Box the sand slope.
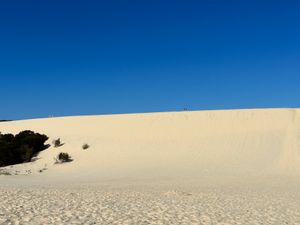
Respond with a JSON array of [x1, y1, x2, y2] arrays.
[[1, 109, 300, 224], [0, 108, 300, 181]]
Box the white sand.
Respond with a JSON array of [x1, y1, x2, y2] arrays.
[[1, 109, 300, 224]]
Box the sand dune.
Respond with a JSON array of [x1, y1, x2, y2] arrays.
[[1, 108, 300, 179], [1, 109, 300, 224]]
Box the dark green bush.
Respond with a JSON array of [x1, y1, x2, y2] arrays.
[[0, 131, 49, 167]]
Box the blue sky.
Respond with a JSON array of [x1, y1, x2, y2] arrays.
[[1, 0, 300, 119]]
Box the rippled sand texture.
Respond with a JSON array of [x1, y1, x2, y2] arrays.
[[1, 182, 300, 225]]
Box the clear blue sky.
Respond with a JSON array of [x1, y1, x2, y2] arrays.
[[1, 0, 300, 119]]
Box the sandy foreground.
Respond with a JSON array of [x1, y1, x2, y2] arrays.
[[1, 178, 300, 225], [1, 109, 300, 224]]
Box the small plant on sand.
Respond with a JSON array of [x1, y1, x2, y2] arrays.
[[82, 143, 90, 150], [53, 138, 63, 148], [55, 152, 73, 164]]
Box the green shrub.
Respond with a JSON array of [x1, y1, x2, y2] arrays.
[[0, 130, 49, 167]]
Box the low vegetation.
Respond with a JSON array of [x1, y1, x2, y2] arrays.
[[53, 138, 63, 148], [55, 152, 72, 163], [0, 130, 49, 167], [82, 143, 90, 150]]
